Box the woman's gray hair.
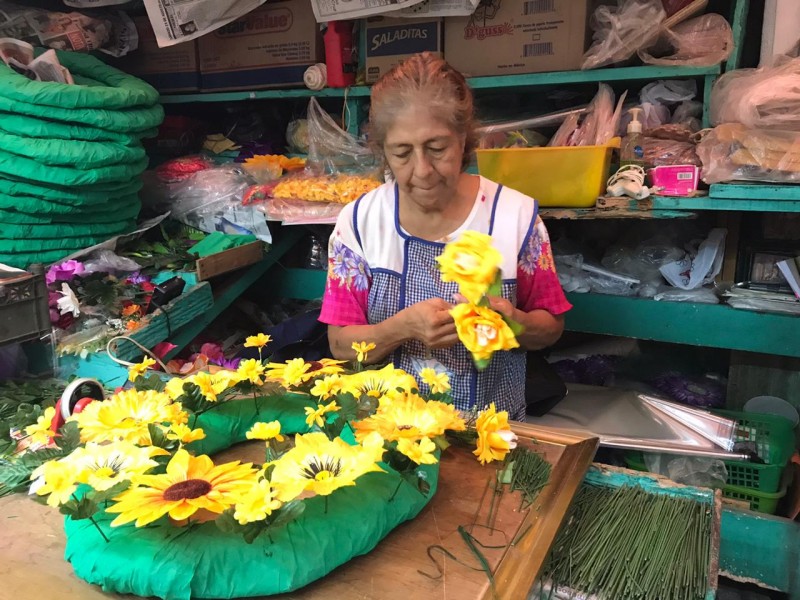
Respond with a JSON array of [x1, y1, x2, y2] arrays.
[[368, 52, 477, 171]]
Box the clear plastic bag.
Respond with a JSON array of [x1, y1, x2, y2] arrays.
[[698, 123, 800, 184], [710, 55, 800, 131], [638, 13, 734, 67], [635, 79, 697, 130], [83, 249, 141, 275], [581, 0, 666, 70], [286, 119, 309, 154], [653, 286, 720, 303], [306, 97, 376, 175], [643, 137, 700, 166], [477, 107, 584, 149], [644, 453, 727, 488], [659, 228, 727, 290], [257, 196, 345, 225]]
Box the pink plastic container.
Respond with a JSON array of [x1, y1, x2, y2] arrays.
[[649, 165, 700, 197]]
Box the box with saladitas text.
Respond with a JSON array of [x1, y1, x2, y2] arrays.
[[364, 16, 443, 84]]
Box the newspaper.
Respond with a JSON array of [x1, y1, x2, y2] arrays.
[[394, 0, 479, 18], [0, 38, 74, 83], [0, 2, 137, 57], [310, 0, 477, 21], [142, 0, 267, 48]]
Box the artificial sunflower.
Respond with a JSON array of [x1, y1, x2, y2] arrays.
[[305, 358, 347, 378], [304, 400, 340, 429], [165, 423, 206, 444], [233, 478, 284, 525], [351, 341, 376, 362], [67, 441, 163, 491], [244, 333, 272, 349], [72, 389, 186, 446], [246, 421, 284, 442], [190, 371, 229, 402], [24, 406, 56, 447], [29, 459, 81, 507], [107, 448, 259, 527], [269, 432, 384, 501], [348, 364, 417, 401], [352, 392, 465, 444], [264, 358, 315, 389], [473, 403, 518, 465], [396, 437, 438, 465], [237, 359, 265, 386], [128, 357, 156, 382], [419, 368, 451, 394]]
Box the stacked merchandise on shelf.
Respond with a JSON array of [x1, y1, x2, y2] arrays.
[[0, 49, 163, 269]]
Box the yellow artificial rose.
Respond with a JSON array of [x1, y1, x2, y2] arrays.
[[473, 403, 518, 465], [436, 231, 503, 304], [450, 303, 519, 365]]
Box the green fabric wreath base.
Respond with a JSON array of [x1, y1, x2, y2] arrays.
[[0, 111, 157, 144], [0, 49, 160, 110], [0, 147, 148, 186], [0, 177, 143, 205], [1, 218, 136, 239], [0, 131, 146, 168], [63, 396, 439, 600], [0, 197, 141, 223]]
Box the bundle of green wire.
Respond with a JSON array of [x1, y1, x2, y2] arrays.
[[0, 50, 163, 268], [541, 484, 713, 600]]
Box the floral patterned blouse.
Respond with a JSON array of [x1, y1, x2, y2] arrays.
[[319, 177, 571, 419]]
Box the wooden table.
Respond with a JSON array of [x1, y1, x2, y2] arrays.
[[0, 446, 534, 600]]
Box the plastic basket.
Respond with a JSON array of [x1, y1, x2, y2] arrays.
[[722, 482, 787, 515], [475, 140, 618, 208], [714, 409, 795, 493]]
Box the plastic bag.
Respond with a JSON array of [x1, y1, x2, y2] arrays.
[[286, 119, 309, 154], [659, 228, 727, 290], [582, 0, 666, 70], [710, 55, 800, 131], [635, 79, 697, 130], [643, 137, 700, 166], [82, 249, 140, 274], [256, 196, 345, 225], [306, 97, 376, 175], [554, 253, 591, 293], [477, 107, 584, 149], [697, 123, 800, 184], [644, 453, 727, 488], [653, 286, 720, 303], [638, 14, 734, 67]]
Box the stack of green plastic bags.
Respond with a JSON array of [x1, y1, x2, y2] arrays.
[[0, 50, 164, 268]]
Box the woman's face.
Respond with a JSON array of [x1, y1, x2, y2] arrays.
[[383, 105, 465, 209]]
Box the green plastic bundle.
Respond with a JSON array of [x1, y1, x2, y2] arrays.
[[0, 49, 164, 268]]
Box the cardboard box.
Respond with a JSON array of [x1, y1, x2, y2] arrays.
[[364, 16, 443, 84], [444, 0, 590, 77], [198, 0, 322, 91], [115, 16, 200, 93]]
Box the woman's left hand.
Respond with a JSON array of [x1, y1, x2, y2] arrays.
[[485, 295, 517, 321]]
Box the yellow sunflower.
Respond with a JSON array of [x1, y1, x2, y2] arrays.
[[190, 371, 229, 402], [352, 392, 465, 443], [270, 432, 384, 501], [72, 389, 186, 446], [351, 341, 376, 362], [165, 376, 190, 401], [304, 400, 340, 428], [107, 448, 259, 527], [349, 364, 418, 401], [128, 357, 156, 382], [419, 368, 451, 394], [29, 459, 81, 507], [246, 421, 284, 442], [67, 441, 162, 491], [473, 403, 518, 465], [165, 423, 206, 444], [397, 437, 438, 465], [233, 479, 283, 525], [237, 359, 265, 386], [24, 406, 56, 446], [244, 333, 272, 349]]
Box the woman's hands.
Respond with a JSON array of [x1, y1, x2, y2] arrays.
[[402, 297, 459, 349]]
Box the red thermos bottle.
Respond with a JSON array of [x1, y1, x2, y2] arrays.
[[324, 21, 356, 88]]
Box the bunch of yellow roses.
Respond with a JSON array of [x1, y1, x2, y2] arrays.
[[436, 231, 522, 369]]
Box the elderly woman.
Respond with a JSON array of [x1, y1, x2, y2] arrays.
[[318, 53, 571, 420]]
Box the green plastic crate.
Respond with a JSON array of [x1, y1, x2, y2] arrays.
[[722, 482, 787, 515], [714, 409, 795, 493]]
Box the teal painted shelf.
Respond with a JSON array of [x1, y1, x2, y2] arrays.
[[652, 184, 800, 213], [162, 227, 306, 360], [159, 65, 721, 104], [266, 268, 327, 301], [565, 292, 800, 358]]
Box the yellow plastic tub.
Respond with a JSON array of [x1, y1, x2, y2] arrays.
[[476, 139, 619, 208]]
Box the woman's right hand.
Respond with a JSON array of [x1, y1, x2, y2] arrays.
[[404, 298, 459, 349]]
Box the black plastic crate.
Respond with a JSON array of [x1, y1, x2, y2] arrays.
[[0, 264, 51, 346]]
